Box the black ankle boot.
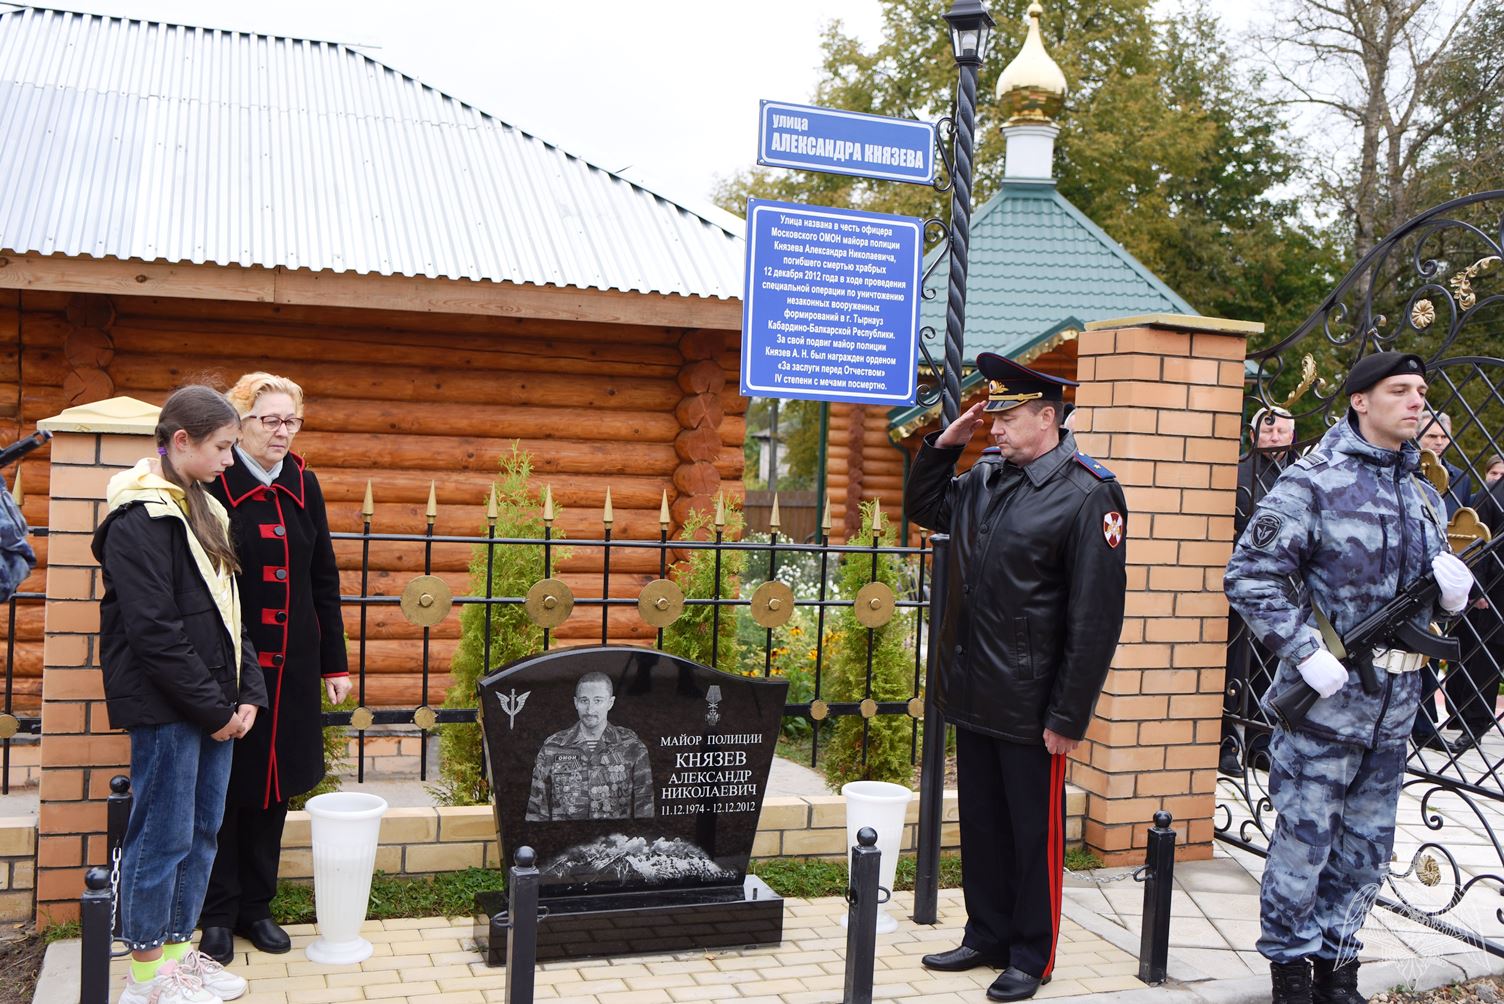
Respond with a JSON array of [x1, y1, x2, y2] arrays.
[[1271, 959, 1313, 1004], [1312, 957, 1365, 1004]]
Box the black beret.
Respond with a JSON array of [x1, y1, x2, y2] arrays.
[[1344, 351, 1426, 395]]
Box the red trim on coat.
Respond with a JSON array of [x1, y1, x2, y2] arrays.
[[217, 451, 308, 510], [258, 489, 292, 810]]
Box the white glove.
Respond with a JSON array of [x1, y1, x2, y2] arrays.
[[1433, 552, 1475, 614], [1298, 649, 1348, 699]]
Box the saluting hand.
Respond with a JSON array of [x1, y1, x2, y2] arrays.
[[935, 401, 988, 449]]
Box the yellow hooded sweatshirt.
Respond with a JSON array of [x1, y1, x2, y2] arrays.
[[106, 459, 243, 677]]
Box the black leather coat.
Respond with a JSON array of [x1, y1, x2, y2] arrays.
[[905, 430, 1128, 743]]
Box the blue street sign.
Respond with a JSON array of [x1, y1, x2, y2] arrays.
[[758, 100, 936, 185], [741, 198, 923, 406]]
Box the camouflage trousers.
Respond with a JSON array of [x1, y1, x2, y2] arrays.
[[1258, 727, 1406, 963]]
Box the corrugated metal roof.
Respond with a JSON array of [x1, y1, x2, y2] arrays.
[[920, 180, 1195, 361], [0, 5, 744, 299]]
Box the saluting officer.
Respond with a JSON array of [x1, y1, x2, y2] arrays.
[[905, 355, 1128, 1003], [1225, 352, 1475, 1004], [526, 673, 655, 821]]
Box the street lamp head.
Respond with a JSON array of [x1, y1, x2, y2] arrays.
[[943, 0, 996, 65]]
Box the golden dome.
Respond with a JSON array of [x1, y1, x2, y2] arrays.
[[995, 2, 1068, 126]]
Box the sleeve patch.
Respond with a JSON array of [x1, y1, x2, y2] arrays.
[[1250, 512, 1284, 549], [1102, 511, 1124, 548]]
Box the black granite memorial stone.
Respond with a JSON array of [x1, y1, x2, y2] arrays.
[[473, 646, 787, 965]]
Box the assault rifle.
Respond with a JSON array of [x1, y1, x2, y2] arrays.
[[1269, 532, 1504, 732], [0, 430, 51, 469]]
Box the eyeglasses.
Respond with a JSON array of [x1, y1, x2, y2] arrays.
[[248, 414, 304, 433]]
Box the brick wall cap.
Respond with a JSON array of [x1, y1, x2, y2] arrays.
[[40, 396, 159, 436], [1084, 313, 1263, 336]]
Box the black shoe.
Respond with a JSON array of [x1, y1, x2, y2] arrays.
[[1271, 958, 1314, 1004], [1312, 956, 1364, 1004], [1218, 744, 1245, 778], [1450, 730, 1481, 753], [197, 925, 234, 965], [986, 967, 1049, 1002], [1416, 731, 1454, 754], [921, 944, 1007, 972], [236, 917, 291, 954]]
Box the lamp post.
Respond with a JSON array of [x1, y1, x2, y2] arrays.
[[913, 0, 993, 928], [937, 0, 994, 427]]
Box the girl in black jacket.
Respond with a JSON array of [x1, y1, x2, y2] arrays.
[[92, 386, 267, 1004]]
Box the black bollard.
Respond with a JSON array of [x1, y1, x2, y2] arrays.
[[1137, 810, 1176, 985], [79, 866, 114, 1004], [913, 534, 949, 925], [105, 775, 131, 936], [843, 826, 882, 1004], [505, 846, 540, 1004]]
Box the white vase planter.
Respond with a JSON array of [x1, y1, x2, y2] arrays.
[[304, 791, 389, 965], [840, 781, 913, 934]]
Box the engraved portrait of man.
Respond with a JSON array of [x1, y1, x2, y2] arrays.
[[525, 673, 655, 821]]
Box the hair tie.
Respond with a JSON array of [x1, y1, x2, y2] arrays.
[[157, 446, 168, 456]]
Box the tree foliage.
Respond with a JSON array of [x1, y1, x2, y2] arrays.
[[713, 0, 1342, 347]]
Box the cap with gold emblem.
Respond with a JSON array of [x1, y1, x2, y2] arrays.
[[977, 352, 1078, 413]]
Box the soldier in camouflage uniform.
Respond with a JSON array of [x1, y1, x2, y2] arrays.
[[1225, 352, 1475, 1004], [526, 673, 655, 821], [0, 471, 34, 601]]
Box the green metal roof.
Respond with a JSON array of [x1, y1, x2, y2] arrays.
[[918, 179, 1196, 365]]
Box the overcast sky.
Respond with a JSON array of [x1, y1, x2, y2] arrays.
[[34, 1, 1259, 218]]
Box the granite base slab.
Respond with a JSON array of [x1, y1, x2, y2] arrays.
[[474, 875, 783, 966]]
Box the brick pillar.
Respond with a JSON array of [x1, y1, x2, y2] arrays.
[[1068, 314, 1259, 864], [35, 396, 160, 925]]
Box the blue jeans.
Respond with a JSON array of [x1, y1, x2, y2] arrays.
[[119, 721, 234, 951]]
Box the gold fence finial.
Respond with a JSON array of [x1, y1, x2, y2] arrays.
[[603, 487, 615, 527], [659, 489, 671, 529], [426, 481, 438, 524], [821, 494, 833, 534], [8, 469, 21, 508], [542, 484, 555, 525], [769, 493, 781, 532], [714, 492, 726, 529], [872, 497, 883, 535], [486, 483, 499, 525], [361, 480, 374, 518]]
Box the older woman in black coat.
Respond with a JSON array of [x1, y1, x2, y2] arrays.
[[198, 373, 351, 963]]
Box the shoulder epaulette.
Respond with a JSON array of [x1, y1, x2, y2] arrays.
[[1073, 453, 1114, 480]]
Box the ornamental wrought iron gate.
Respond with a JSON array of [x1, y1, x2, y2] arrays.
[[1218, 190, 1504, 956]]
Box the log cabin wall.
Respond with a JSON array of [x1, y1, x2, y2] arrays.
[[0, 289, 745, 710]]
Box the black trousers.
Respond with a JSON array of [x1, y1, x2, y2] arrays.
[[200, 800, 290, 928], [956, 726, 1067, 979]]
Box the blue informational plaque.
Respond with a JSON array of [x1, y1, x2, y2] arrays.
[[740, 197, 923, 406], [758, 100, 936, 185]]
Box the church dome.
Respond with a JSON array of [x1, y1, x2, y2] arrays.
[[995, 2, 1068, 125]]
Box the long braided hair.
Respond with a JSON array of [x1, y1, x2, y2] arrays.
[[155, 386, 240, 574]]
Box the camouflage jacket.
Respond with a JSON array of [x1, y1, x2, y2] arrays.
[[0, 473, 34, 603], [525, 721, 655, 821], [1224, 413, 1448, 749]]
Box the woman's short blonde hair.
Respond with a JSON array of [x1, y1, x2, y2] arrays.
[[226, 372, 305, 418]]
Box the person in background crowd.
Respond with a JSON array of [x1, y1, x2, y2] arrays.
[[1413, 410, 1473, 752], [198, 373, 350, 965], [1445, 456, 1504, 751], [94, 386, 266, 1004], [1222, 406, 1297, 777], [1483, 454, 1504, 485], [1225, 352, 1472, 1004]]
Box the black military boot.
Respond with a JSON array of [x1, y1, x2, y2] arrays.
[[1270, 958, 1314, 1004], [1311, 957, 1365, 1004]]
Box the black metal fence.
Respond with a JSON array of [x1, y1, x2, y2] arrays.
[[320, 500, 938, 785]]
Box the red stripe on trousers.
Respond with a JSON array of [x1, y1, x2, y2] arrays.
[[1042, 752, 1065, 978]]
